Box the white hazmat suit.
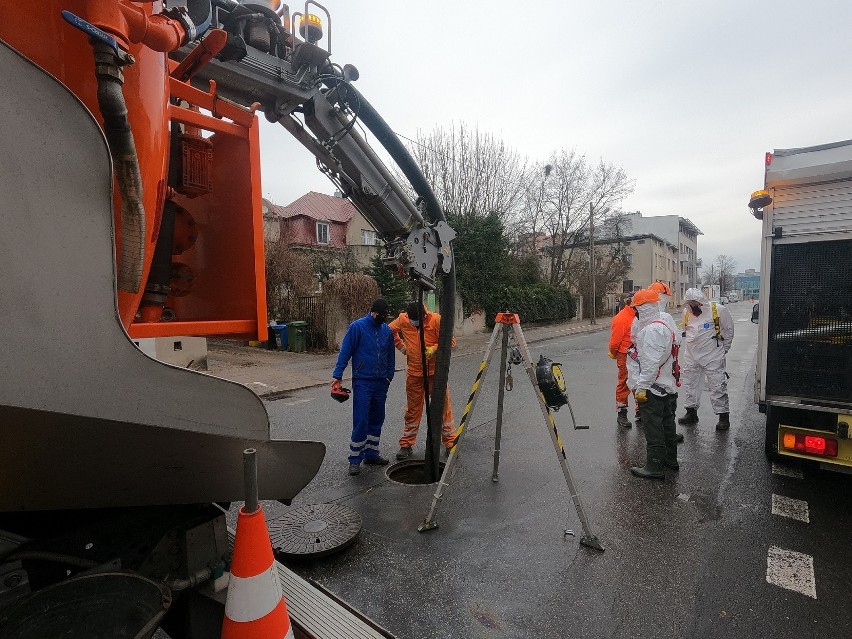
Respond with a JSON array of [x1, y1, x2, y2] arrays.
[[631, 293, 679, 346], [680, 288, 734, 414], [627, 302, 679, 395]]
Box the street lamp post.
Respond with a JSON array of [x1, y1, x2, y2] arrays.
[[589, 202, 596, 325]]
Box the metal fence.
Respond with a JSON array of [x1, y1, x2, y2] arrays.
[[294, 295, 334, 350]]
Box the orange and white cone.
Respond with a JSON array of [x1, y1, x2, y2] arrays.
[[221, 504, 294, 639]]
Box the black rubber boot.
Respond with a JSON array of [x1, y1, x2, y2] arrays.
[[630, 458, 665, 480], [678, 407, 699, 425], [396, 446, 413, 460], [617, 409, 632, 429], [674, 433, 684, 443], [364, 455, 390, 466], [664, 459, 680, 471], [715, 413, 730, 431]]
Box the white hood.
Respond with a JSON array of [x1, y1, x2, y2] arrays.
[[684, 288, 708, 305], [636, 302, 659, 329]]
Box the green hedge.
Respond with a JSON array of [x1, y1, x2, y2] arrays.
[[482, 284, 576, 327]]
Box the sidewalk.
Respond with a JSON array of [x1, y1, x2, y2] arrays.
[[207, 315, 613, 399]]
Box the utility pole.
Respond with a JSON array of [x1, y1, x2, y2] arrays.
[[589, 202, 596, 325]]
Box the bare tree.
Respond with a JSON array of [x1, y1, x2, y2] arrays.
[[264, 240, 315, 321], [715, 254, 738, 294], [518, 151, 634, 289], [404, 122, 529, 222], [700, 255, 737, 294]]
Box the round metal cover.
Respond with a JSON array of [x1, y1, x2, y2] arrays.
[[269, 503, 362, 559]]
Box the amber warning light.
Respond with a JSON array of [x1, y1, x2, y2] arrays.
[[299, 14, 323, 42]]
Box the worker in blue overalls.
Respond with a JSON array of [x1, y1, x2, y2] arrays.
[[332, 298, 396, 476]]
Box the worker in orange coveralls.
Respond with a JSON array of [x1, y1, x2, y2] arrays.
[[390, 302, 457, 460], [609, 296, 636, 428]]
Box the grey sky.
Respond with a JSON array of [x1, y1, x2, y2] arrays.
[[259, 1, 852, 272]]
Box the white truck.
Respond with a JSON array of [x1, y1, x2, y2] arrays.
[[749, 140, 852, 470]]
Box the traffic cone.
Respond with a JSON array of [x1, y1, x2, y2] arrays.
[[221, 504, 294, 639]]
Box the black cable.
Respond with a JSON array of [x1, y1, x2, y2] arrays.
[[316, 74, 362, 143]]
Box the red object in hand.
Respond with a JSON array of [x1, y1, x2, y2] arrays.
[[331, 380, 351, 403]]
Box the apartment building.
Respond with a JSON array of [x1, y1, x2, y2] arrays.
[[623, 212, 702, 305]]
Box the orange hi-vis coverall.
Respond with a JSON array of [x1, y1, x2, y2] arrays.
[[609, 304, 636, 409], [388, 310, 457, 449]]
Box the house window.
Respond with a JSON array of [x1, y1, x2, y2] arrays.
[[316, 222, 329, 245], [361, 229, 379, 245]]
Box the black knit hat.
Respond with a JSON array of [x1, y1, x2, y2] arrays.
[[371, 298, 389, 314], [405, 301, 422, 321]]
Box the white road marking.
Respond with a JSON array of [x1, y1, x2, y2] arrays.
[[766, 546, 816, 599], [771, 494, 810, 523], [771, 462, 803, 479], [283, 398, 314, 406], [252, 382, 270, 387]]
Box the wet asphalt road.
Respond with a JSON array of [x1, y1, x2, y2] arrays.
[[259, 303, 852, 639]]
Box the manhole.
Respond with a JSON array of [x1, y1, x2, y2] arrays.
[[269, 503, 362, 560], [386, 459, 446, 485]]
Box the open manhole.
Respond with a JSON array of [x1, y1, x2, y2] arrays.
[[386, 459, 447, 485], [269, 503, 362, 560]]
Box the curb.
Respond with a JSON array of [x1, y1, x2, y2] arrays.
[[254, 323, 610, 397]]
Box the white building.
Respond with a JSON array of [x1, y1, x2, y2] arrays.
[[623, 212, 702, 305]]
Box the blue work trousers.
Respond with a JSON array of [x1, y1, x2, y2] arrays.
[[349, 378, 390, 464]]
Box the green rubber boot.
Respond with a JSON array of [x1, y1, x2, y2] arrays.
[[630, 458, 665, 480]]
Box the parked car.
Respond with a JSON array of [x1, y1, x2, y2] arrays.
[[720, 296, 729, 304]]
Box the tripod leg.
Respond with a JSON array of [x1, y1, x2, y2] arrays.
[[419, 322, 502, 532], [511, 323, 605, 552], [492, 325, 510, 482]]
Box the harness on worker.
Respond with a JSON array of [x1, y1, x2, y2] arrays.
[[627, 320, 680, 388], [683, 302, 723, 347], [651, 320, 680, 387]]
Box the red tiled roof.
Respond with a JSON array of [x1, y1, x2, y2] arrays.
[[273, 191, 356, 224]]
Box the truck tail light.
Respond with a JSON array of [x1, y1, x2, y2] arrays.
[[765, 152, 773, 166], [782, 432, 838, 457]]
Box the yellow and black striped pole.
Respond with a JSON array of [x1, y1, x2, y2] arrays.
[[511, 322, 604, 552]]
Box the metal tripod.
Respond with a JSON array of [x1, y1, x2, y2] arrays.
[[417, 313, 604, 552]]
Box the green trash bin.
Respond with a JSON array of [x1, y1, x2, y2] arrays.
[[287, 320, 308, 353]]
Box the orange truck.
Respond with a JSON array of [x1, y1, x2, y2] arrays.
[[0, 2, 454, 636]]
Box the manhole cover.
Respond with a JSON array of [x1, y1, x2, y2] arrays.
[[269, 503, 362, 559], [386, 460, 446, 485]]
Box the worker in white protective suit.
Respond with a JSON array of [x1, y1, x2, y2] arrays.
[[625, 288, 681, 479], [677, 288, 735, 430], [629, 281, 680, 430]]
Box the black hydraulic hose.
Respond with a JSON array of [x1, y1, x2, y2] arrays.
[[348, 85, 455, 481], [93, 43, 145, 294], [418, 289, 432, 446]]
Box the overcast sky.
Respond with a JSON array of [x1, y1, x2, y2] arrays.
[[258, 0, 852, 273]]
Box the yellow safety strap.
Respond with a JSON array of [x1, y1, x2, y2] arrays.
[[711, 302, 722, 342], [683, 304, 723, 342]]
